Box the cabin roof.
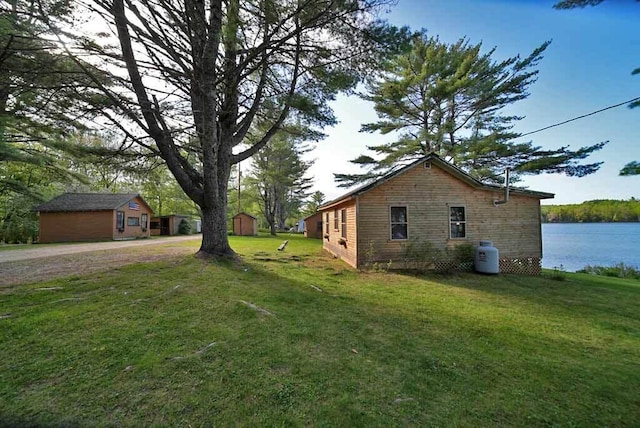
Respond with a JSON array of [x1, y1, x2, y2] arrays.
[[35, 193, 153, 213], [320, 153, 554, 210]]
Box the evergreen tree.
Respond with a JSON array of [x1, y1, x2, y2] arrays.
[[335, 34, 606, 187], [554, 0, 606, 7], [302, 191, 326, 216], [620, 161, 640, 176], [0, 1, 107, 198], [246, 131, 313, 236], [69, 0, 400, 258]]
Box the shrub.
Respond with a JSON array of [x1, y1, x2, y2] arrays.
[[361, 240, 392, 272], [178, 219, 192, 235], [451, 243, 476, 264], [578, 263, 640, 280], [400, 239, 443, 273], [547, 265, 566, 281], [362, 240, 378, 270], [1, 206, 38, 244]]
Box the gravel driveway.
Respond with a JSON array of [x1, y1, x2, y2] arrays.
[[0, 235, 201, 287]]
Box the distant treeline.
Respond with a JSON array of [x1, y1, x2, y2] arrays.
[[542, 198, 640, 223]]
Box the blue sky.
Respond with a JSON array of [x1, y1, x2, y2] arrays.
[[305, 0, 640, 205]]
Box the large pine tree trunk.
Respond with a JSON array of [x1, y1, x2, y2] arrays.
[[196, 152, 236, 259], [198, 197, 234, 258]]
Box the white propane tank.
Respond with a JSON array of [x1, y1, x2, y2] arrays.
[[475, 240, 499, 274]]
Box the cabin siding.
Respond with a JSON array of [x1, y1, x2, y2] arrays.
[[322, 200, 357, 267], [39, 211, 114, 243], [355, 163, 543, 268], [303, 212, 323, 239], [115, 196, 153, 240]]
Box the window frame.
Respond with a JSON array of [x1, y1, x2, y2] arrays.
[[449, 205, 467, 239], [141, 213, 148, 230], [127, 216, 140, 227], [333, 209, 339, 231], [389, 206, 408, 241], [341, 208, 347, 239], [116, 211, 125, 230], [325, 212, 329, 234]]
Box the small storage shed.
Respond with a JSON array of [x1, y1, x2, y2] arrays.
[[232, 212, 258, 236], [35, 193, 153, 243], [150, 214, 191, 236], [303, 212, 323, 239], [319, 154, 554, 275]]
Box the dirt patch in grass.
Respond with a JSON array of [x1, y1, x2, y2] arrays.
[[0, 245, 196, 289]]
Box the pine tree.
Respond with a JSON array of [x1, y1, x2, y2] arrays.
[[0, 0, 107, 198], [335, 34, 606, 187], [67, 0, 400, 258], [302, 191, 326, 216], [246, 131, 313, 236]]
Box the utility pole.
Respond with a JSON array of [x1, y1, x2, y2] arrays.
[[237, 162, 241, 214]]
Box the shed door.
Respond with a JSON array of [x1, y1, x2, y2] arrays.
[[161, 218, 170, 235]]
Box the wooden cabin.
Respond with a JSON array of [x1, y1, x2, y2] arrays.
[[303, 212, 323, 238], [232, 212, 258, 236], [319, 154, 554, 274], [35, 193, 153, 243]]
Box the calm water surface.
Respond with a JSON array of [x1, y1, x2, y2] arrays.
[[542, 223, 640, 272]]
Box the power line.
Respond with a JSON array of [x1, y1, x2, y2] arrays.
[[518, 96, 640, 138]]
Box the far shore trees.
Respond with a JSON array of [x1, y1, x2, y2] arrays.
[[541, 198, 640, 223]]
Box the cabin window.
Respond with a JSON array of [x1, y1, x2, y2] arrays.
[[141, 213, 148, 230], [334, 209, 339, 231], [116, 211, 125, 230], [450, 206, 466, 238], [341, 209, 347, 239], [325, 213, 329, 234], [390, 206, 408, 240], [127, 217, 140, 227]]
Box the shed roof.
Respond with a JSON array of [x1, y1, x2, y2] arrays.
[[303, 211, 322, 221], [35, 193, 153, 213], [320, 153, 554, 210], [232, 212, 257, 220]]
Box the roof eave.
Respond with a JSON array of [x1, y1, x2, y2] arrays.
[[319, 153, 556, 207], [319, 195, 356, 211]]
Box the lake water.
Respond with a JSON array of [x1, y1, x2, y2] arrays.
[[542, 223, 640, 272]]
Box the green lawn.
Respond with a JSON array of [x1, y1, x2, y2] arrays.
[[1, 234, 639, 426], [0, 243, 32, 251]]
